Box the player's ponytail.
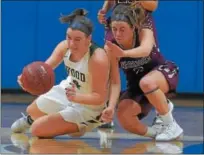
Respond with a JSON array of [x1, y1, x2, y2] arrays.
[[59, 8, 93, 36], [129, 2, 145, 27], [59, 9, 88, 24]]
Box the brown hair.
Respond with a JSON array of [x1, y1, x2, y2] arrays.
[[111, 3, 145, 27], [59, 9, 93, 36]]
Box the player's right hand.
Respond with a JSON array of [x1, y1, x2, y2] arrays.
[[97, 9, 107, 25]]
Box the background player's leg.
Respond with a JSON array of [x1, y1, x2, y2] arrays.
[[117, 99, 156, 138], [139, 69, 183, 140], [139, 70, 170, 114]]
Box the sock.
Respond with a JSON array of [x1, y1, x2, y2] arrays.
[[144, 127, 157, 138], [160, 110, 174, 125], [27, 115, 34, 125]]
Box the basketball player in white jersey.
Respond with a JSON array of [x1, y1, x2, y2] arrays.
[[11, 8, 110, 138]]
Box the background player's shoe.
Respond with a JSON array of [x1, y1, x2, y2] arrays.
[[98, 121, 114, 129], [151, 99, 174, 133], [11, 113, 30, 133], [10, 133, 30, 151], [155, 120, 183, 141]]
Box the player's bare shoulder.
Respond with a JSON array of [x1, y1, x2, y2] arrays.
[[91, 47, 109, 66], [54, 40, 69, 57], [59, 40, 69, 51]]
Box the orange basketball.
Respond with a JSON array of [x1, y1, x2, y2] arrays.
[[21, 61, 55, 95]]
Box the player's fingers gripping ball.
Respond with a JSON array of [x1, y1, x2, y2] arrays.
[[21, 61, 55, 95]]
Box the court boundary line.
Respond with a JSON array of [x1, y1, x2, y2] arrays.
[[1, 128, 203, 142]]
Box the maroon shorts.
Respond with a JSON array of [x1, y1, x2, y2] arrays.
[[118, 61, 179, 120]]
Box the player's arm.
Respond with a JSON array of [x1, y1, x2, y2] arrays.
[[123, 29, 154, 58], [107, 51, 121, 109], [18, 40, 68, 88], [98, 0, 115, 24], [101, 0, 115, 13], [139, 0, 158, 12], [72, 48, 110, 105], [45, 40, 68, 69]]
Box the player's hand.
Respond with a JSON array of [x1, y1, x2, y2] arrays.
[[17, 75, 26, 91], [97, 9, 107, 25], [65, 83, 76, 101], [105, 41, 125, 58], [100, 106, 115, 123]]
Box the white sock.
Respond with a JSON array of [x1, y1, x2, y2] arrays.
[[160, 110, 174, 125], [144, 127, 157, 138]]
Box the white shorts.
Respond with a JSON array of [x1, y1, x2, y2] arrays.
[[35, 83, 105, 134]]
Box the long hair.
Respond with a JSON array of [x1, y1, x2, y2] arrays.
[[59, 8, 93, 36]]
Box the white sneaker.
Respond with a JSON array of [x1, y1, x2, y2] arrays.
[[151, 115, 163, 134], [156, 120, 183, 141], [152, 100, 174, 133], [11, 113, 31, 133]]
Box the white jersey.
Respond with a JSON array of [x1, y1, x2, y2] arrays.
[[59, 44, 109, 109], [60, 50, 91, 94], [37, 43, 109, 130]]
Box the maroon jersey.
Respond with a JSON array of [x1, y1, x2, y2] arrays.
[[113, 13, 166, 93]]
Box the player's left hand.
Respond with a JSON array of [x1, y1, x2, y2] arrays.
[[105, 41, 124, 58], [100, 106, 115, 123], [65, 83, 76, 101]]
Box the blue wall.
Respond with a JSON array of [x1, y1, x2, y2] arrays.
[[2, 1, 203, 93]]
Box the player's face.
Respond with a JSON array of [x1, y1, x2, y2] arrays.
[[111, 21, 134, 45], [66, 28, 90, 54]]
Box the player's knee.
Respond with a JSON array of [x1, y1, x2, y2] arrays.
[[26, 102, 35, 116], [139, 77, 157, 92], [26, 98, 47, 120], [30, 121, 43, 137], [26, 102, 40, 120]]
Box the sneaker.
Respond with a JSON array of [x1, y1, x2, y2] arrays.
[[155, 120, 183, 141], [98, 121, 114, 129], [11, 113, 31, 133], [10, 133, 30, 151], [151, 115, 163, 134], [152, 100, 174, 133]]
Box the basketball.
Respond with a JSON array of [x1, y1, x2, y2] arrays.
[[21, 61, 55, 95]]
